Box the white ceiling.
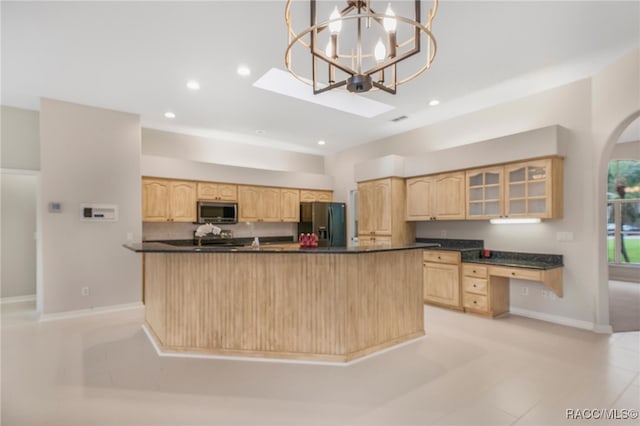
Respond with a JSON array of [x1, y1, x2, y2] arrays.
[[2, 1, 639, 155]]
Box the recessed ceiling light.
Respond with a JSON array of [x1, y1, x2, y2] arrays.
[[317, 140, 326, 145], [429, 99, 440, 106], [237, 65, 251, 77], [164, 111, 176, 119], [186, 80, 200, 90]]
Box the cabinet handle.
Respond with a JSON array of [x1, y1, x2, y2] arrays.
[[473, 284, 477, 288], [473, 301, 477, 304], [511, 272, 516, 276], [437, 256, 441, 260], [473, 270, 477, 273]]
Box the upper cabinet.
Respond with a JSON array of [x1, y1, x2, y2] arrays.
[[466, 166, 504, 220], [504, 157, 563, 219], [358, 177, 414, 245], [406, 172, 466, 221], [300, 189, 333, 202], [238, 185, 294, 222], [142, 178, 196, 222], [197, 182, 237, 201], [238, 185, 280, 222]]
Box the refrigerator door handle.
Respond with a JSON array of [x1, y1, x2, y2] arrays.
[[328, 207, 333, 246]]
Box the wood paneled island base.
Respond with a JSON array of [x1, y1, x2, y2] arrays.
[[142, 248, 425, 362]]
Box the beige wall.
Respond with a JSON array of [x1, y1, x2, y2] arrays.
[[1, 106, 40, 170], [39, 99, 142, 315], [1, 173, 37, 298], [327, 49, 640, 330], [142, 128, 325, 174]]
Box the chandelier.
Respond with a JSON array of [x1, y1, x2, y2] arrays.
[[285, 0, 438, 95]]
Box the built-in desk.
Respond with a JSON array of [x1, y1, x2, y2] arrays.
[[461, 262, 563, 317]]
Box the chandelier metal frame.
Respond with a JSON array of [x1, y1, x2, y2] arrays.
[[285, 0, 438, 95]]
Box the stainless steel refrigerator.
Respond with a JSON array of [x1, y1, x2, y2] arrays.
[[298, 202, 347, 247]]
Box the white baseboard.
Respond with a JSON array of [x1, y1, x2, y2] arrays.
[[510, 307, 602, 332], [593, 324, 614, 334], [1, 294, 36, 304], [39, 302, 144, 322]]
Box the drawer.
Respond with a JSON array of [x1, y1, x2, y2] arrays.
[[463, 293, 488, 312], [463, 277, 488, 295], [463, 264, 488, 278], [489, 266, 542, 281], [423, 250, 460, 265]]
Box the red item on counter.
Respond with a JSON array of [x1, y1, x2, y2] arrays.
[[483, 249, 491, 258]]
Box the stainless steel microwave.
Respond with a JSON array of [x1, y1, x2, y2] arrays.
[[197, 201, 238, 224]]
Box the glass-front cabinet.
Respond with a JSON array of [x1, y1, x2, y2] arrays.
[[504, 158, 563, 219], [466, 166, 504, 219], [464, 157, 563, 220]]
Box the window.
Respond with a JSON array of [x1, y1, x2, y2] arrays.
[[608, 160, 640, 265]]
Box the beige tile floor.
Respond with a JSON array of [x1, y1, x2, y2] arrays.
[[2, 301, 639, 426]]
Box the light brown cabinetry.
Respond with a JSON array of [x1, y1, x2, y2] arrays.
[[238, 185, 281, 222], [462, 264, 509, 317], [280, 188, 300, 222], [504, 157, 563, 219], [466, 166, 504, 220], [142, 178, 196, 222], [406, 172, 466, 221], [358, 177, 414, 245], [423, 250, 462, 309], [197, 182, 237, 201], [300, 189, 333, 202]]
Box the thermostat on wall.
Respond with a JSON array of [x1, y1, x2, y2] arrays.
[[80, 203, 118, 222]]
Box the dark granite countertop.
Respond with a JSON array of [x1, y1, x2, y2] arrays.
[[124, 242, 439, 254], [462, 250, 563, 270], [145, 236, 296, 247], [416, 238, 483, 252]]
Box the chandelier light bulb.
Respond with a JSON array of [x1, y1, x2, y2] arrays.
[[328, 6, 342, 34], [374, 39, 387, 62], [383, 3, 397, 33]]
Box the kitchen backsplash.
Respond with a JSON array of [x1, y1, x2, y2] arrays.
[[143, 221, 297, 241]]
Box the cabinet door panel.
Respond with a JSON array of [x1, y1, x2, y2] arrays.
[[217, 184, 238, 201], [465, 167, 504, 220], [373, 180, 392, 234], [423, 262, 460, 307], [315, 191, 333, 202], [142, 179, 170, 222], [238, 186, 261, 222], [433, 172, 465, 220], [406, 177, 433, 220], [261, 187, 281, 222], [504, 159, 556, 218], [170, 181, 196, 222], [280, 189, 300, 222], [357, 182, 374, 235], [197, 182, 219, 200]]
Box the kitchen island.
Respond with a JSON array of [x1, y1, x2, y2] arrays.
[[124, 242, 435, 362]]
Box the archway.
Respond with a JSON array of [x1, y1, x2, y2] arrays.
[[597, 110, 640, 332]]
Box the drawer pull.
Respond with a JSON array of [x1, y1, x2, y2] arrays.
[[511, 272, 516, 276], [437, 256, 441, 259], [473, 270, 476, 273], [473, 284, 477, 288], [473, 301, 477, 304]]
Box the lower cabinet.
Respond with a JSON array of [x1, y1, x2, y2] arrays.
[[423, 250, 462, 310], [462, 264, 509, 317]]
